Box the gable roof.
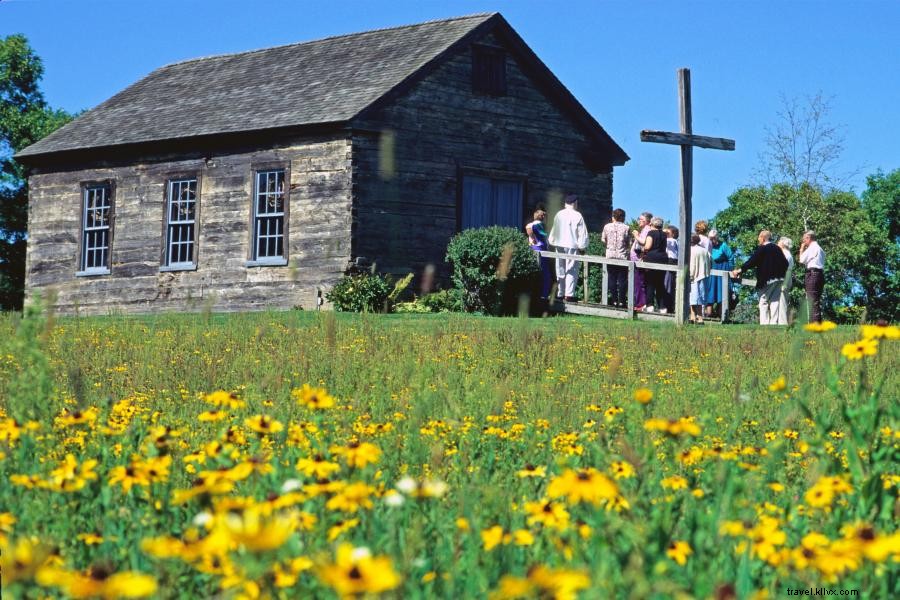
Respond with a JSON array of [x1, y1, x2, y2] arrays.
[[18, 13, 627, 166]]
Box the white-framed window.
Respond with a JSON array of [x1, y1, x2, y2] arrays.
[[461, 175, 523, 230], [162, 178, 198, 270], [248, 169, 287, 266], [77, 183, 113, 275]]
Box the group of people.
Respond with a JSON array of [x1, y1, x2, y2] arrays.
[[525, 195, 826, 324]]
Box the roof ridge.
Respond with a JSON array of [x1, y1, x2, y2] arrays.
[[159, 12, 498, 70]]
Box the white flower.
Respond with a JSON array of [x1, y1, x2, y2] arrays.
[[384, 489, 405, 507], [396, 476, 417, 495], [281, 478, 303, 493], [193, 511, 213, 528]]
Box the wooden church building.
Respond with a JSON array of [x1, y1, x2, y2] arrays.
[[18, 13, 628, 314]]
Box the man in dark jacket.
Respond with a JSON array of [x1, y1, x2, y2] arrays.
[[731, 230, 789, 325]]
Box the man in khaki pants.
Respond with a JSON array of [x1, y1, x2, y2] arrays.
[[731, 230, 789, 325]]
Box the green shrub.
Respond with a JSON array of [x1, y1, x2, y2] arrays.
[[326, 272, 392, 313], [420, 288, 463, 313], [446, 227, 540, 315]]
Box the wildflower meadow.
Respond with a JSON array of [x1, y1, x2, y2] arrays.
[[1, 307, 898, 599]]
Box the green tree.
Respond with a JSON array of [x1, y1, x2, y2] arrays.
[[714, 181, 897, 323], [1, 34, 73, 310], [859, 169, 900, 321]]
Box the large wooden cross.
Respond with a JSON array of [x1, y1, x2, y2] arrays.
[[640, 68, 735, 325]]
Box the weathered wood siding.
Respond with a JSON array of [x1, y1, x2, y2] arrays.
[[351, 31, 614, 278], [25, 136, 352, 315]]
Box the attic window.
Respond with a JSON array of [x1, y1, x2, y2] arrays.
[[472, 46, 506, 96]]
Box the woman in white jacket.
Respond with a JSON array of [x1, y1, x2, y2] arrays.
[[689, 234, 711, 323]]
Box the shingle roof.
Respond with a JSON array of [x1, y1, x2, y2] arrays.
[[18, 13, 496, 158]]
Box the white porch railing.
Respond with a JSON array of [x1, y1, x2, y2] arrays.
[[539, 250, 756, 324]]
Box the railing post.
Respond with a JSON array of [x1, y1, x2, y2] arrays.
[[675, 266, 687, 325], [721, 272, 730, 323], [627, 261, 635, 318], [601, 264, 609, 306], [583, 258, 589, 303]]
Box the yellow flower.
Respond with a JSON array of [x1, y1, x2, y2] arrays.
[[644, 417, 701, 437], [39, 566, 157, 599], [296, 454, 341, 478], [317, 544, 401, 599], [661, 476, 689, 491], [55, 407, 99, 428], [108, 463, 150, 493], [292, 384, 336, 409], [861, 323, 900, 340], [804, 321, 837, 332], [841, 338, 878, 360], [327, 518, 360, 542], [516, 464, 546, 478], [455, 517, 470, 532], [767, 376, 786, 392], [511, 529, 534, 546], [527, 565, 590, 599], [609, 461, 635, 479], [204, 390, 245, 409], [330, 441, 381, 469], [198, 410, 227, 422], [244, 415, 283, 435], [325, 482, 375, 513], [667, 540, 693, 565], [524, 499, 570, 531], [223, 506, 295, 552], [547, 468, 620, 506], [633, 388, 653, 404], [481, 525, 506, 551]]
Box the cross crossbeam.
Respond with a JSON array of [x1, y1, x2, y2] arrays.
[[639, 130, 735, 151], [640, 68, 735, 325]]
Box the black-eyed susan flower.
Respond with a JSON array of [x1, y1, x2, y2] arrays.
[[841, 338, 878, 360], [633, 388, 653, 404], [804, 321, 837, 332], [204, 390, 245, 409], [481, 525, 506, 551], [198, 410, 227, 422], [325, 482, 375, 513], [768, 376, 786, 392], [516, 464, 546, 478], [292, 384, 336, 409], [547, 468, 620, 506], [244, 415, 283, 435], [666, 540, 693, 565], [316, 544, 401, 599], [296, 454, 341, 478], [861, 323, 900, 340], [609, 461, 635, 480], [327, 518, 360, 542], [644, 417, 701, 437], [330, 441, 381, 469], [524, 499, 570, 531], [108, 463, 151, 493]]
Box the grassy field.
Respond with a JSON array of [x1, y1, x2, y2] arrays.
[[1, 308, 898, 599]]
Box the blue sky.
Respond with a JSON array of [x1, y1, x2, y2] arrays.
[[2, 0, 898, 222]]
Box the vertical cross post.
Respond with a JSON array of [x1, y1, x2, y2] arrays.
[[676, 68, 692, 325]]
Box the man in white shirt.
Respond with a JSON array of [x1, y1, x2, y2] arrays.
[[798, 230, 826, 323], [548, 194, 589, 301]]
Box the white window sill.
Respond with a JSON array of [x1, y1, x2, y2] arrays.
[[246, 258, 288, 267], [159, 264, 197, 273], [75, 268, 110, 277]]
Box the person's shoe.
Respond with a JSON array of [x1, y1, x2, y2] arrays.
[[564, 296, 579, 303], [634, 304, 645, 312], [659, 308, 668, 314], [643, 305, 654, 313]]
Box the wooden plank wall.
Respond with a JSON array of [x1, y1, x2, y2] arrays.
[[351, 32, 614, 280], [25, 136, 353, 315]]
